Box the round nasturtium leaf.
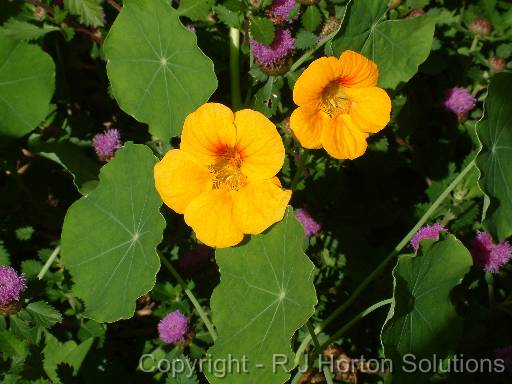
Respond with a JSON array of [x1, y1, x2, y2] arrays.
[[332, 0, 436, 89], [476, 72, 512, 242], [0, 34, 55, 138], [381, 235, 472, 382], [61, 143, 165, 323], [206, 208, 317, 384], [103, 0, 217, 142]]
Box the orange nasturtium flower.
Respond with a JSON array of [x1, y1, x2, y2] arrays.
[[290, 50, 392, 160], [154, 103, 292, 248]]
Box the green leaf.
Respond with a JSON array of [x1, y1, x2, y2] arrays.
[[0, 329, 28, 359], [28, 136, 100, 195], [1, 19, 60, 41], [165, 356, 199, 384], [381, 235, 472, 381], [253, 76, 281, 118], [9, 314, 37, 341], [332, 0, 436, 88], [61, 143, 165, 322], [476, 72, 512, 242], [0, 241, 11, 265], [104, 0, 217, 141], [0, 34, 55, 138], [301, 5, 322, 32], [64, 0, 104, 27], [295, 29, 318, 50], [205, 209, 317, 383], [214, 4, 242, 28], [42, 331, 94, 384], [26, 302, 62, 329], [249, 16, 275, 46], [177, 0, 215, 21], [21, 259, 43, 278], [16, 226, 34, 241]]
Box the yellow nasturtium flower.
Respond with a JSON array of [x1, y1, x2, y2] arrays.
[[290, 50, 391, 160], [154, 103, 292, 248]]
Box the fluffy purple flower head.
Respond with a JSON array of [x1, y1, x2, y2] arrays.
[[470, 231, 512, 274], [268, 0, 296, 21], [496, 346, 512, 372], [158, 310, 189, 344], [442, 87, 476, 116], [0, 266, 26, 305], [92, 128, 122, 161], [251, 28, 294, 66], [295, 208, 321, 237], [410, 224, 447, 252]]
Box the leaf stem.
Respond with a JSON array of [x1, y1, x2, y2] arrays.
[[470, 35, 479, 52], [229, 27, 242, 111], [107, 0, 122, 11], [291, 149, 310, 190], [318, 299, 392, 351], [159, 253, 218, 341], [305, 321, 334, 384], [294, 160, 476, 366], [37, 245, 61, 280]]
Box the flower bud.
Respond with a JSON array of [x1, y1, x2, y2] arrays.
[[0, 266, 26, 316], [406, 8, 425, 18], [469, 17, 492, 36], [34, 6, 46, 20], [321, 17, 341, 37], [489, 55, 506, 73], [388, 0, 401, 10]]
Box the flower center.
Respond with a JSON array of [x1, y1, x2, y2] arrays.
[[208, 148, 247, 191], [321, 81, 351, 117]]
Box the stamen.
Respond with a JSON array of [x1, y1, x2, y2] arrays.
[[321, 81, 352, 117], [208, 149, 247, 191]]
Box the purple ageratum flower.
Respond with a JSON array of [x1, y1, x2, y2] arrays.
[[0, 266, 26, 306], [470, 231, 512, 274], [496, 346, 512, 372], [251, 28, 294, 66], [92, 128, 122, 161], [442, 87, 476, 116], [158, 310, 189, 344], [268, 0, 296, 22], [295, 208, 321, 237], [410, 223, 447, 252]]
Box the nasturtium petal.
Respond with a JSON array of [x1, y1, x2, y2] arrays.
[[232, 180, 291, 234], [184, 190, 244, 249], [381, 235, 472, 382], [345, 87, 391, 133], [289, 106, 325, 149], [180, 103, 236, 165], [476, 72, 512, 242], [206, 208, 317, 383], [332, 0, 436, 89], [0, 34, 55, 138], [321, 115, 368, 160], [154, 149, 211, 214], [104, 0, 217, 141], [61, 143, 165, 323], [234, 109, 285, 180]]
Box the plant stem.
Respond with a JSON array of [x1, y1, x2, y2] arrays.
[[229, 27, 242, 111], [294, 160, 476, 366], [107, 0, 122, 11], [470, 35, 479, 52], [37, 245, 61, 280], [291, 150, 310, 190], [306, 321, 334, 384], [159, 253, 218, 341], [318, 299, 392, 351]]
